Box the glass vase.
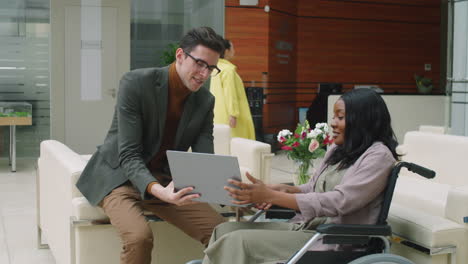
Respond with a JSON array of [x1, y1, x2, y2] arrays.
[[294, 159, 312, 185]]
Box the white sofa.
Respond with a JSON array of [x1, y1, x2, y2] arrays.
[[418, 125, 449, 134], [388, 131, 468, 264], [37, 125, 273, 264]]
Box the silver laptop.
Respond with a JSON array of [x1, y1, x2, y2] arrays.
[[167, 150, 248, 207]]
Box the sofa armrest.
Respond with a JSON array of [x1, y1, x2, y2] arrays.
[[445, 185, 468, 226], [213, 124, 231, 156], [230, 137, 274, 183], [38, 140, 89, 264]]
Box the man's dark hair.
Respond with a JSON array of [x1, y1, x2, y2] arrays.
[[326, 89, 399, 169], [179, 27, 224, 55]]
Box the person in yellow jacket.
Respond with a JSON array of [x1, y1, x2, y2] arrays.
[[210, 39, 255, 140]]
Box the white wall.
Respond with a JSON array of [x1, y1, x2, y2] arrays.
[[328, 94, 449, 143]]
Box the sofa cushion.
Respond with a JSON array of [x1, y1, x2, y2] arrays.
[[389, 203, 466, 248], [393, 177, 449, 217], [72, 197, 109, 221]]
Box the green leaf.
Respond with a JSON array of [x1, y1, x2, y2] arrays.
[[160, 43, 179, 66]]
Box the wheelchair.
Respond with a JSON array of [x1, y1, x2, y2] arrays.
[[188, 162, 435, 264]]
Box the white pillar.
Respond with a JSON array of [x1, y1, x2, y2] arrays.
[[451, 1, 468, 136]]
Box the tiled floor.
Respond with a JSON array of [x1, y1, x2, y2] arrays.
[[0, 152, 297, 263], [0, 158, 55, 264]]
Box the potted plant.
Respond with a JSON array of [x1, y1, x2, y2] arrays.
[[160, 43, 179, 66], [414, 74, 433, 94]]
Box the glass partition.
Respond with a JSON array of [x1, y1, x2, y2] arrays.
[[0, 0, 50, 157], [130, 0, 224, 69]]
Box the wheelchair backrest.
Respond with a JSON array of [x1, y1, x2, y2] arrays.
[[377, 162, 436, 225]]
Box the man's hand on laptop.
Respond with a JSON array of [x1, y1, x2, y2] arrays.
[[150, 181, 200, 206]]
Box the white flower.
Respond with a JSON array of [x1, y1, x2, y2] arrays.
[[314, 128, 323, 135], [277, 129, 292, 142], [315, 123, 329, 133], [321, 123, 329, 132], [307, 129, 318, 138], [315, 123, 325, 129]]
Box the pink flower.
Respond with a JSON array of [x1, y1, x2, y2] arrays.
[[294, 133, 300, 139], [292, 142, 300, 147], [308, 139, 319, 152], [282, 146, 293, 151], [301, 131, 307, 139], [279, 136, 286, 143]]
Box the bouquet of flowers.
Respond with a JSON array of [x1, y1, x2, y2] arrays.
[[277, 121, 333, 185]]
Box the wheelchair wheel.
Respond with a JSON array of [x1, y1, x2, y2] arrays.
[[347, 253, 415, 264], [185, 260, 202, 264]]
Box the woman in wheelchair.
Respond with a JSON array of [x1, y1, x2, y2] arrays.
[[202, 89, 400, 264]]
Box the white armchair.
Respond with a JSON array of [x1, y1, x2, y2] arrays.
[[418, 125, 449, 134], [213, 124, 274, 183]]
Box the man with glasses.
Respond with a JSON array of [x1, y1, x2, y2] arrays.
[[76, 27, 225, 264]]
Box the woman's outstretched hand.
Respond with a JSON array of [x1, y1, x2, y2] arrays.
[[224, 172, 274, 207]]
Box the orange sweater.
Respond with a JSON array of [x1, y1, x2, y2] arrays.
[[146, 63, 191, 194]]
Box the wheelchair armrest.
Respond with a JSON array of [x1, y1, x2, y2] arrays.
[[248, 206, 296, 222], [316, 224, 392, 236], [265, 205, 296, 219]]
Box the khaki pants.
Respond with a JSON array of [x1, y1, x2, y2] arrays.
[[202, 222, 315, 264], [100, 184, 225, 264]]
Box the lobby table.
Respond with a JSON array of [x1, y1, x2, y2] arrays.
[[0, 116, 32, 172]]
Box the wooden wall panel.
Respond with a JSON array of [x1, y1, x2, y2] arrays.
[[264, 4, 298, 133], [296, 0, 441, 94], [225, 6, 269, 82], [297, 0, 440, 23], [349, 0, 439, 5], [225, 0, 442, 135], [269, 0, 297, 15], [268, 13, 297, 83]]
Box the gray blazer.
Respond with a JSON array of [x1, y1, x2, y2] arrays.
[[76, 66, 215, 206]]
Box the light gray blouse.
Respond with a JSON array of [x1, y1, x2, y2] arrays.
[[290, 142, 395, 251], [297, 163, 347, 230], [290, 142, 395, 227]]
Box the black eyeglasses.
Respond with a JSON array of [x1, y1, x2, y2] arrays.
[[184, 51, 221, 76]]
